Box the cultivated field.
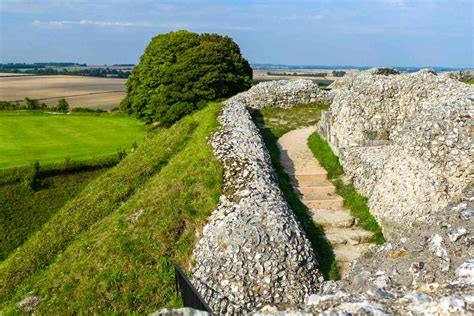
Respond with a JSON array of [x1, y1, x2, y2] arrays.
[[253, 68, 359, 81], [0, 73, 33, 77], [0, 112, 146, 169], [0, 75, 126, 110]]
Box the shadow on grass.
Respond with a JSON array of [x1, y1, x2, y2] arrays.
[[252, 110, 339, 280]]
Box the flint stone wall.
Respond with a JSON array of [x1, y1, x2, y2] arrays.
[[191, 80, 326, 314], [166, 189, 474, 316], [226, 79, 331, 109], [286, 185, 474, 315], [318, 69, 474, 237], [190, 77, 473, 315]]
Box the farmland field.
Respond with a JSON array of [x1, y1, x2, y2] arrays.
[[0, 73, 33, 77], [0, 75, 126, 110], [0, 112, 146, 169], [252, 68, 358, 81]]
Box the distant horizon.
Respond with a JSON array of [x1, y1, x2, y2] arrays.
[[1, 61, 472, 71]]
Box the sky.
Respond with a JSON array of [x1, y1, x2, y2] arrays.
[[0, 0, 473, 68]]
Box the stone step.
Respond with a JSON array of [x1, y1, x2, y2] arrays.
[[303, 194, 343, 209], [325, 227, 374, 245], [310, 208, 355, 228], [296, 181, 335, 195], [295, 179, 334, 188], [290, 173, 327, 183], [333, 244, 370, 262]]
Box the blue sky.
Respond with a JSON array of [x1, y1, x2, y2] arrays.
[[0, 0, 473, 67]]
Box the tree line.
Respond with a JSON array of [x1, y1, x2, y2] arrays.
[[267, 71, 327, 77], [0, 62, 86, 69], [0, 98, 69, 112], [0, 67, 131, 78]]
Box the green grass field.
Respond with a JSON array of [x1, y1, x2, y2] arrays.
[[0, 112, 146, 169]]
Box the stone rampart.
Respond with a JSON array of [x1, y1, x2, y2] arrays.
[[191, 81, 326, 314], [319, 69, 473, 236]]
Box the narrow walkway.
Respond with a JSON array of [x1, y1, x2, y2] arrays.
[[277, 126, 372, 277]]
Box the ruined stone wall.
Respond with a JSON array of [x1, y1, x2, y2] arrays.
[[190, 82, 325, 314], [188, 77, 473, 315], [226, 79, 330, 109], [164, 188, 474, 314], [319, 69, 474, 237], [292, 186, 473, 315]]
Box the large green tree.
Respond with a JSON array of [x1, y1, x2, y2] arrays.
[[121, 30, 252, 125]]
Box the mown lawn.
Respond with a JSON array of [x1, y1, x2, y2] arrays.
[[0, 112, 146, 169]]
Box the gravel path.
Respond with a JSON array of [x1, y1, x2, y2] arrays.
[[278, 127, 373, 277]]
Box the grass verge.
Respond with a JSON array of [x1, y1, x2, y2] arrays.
[[252, 102, 339, 280], [1, 103, 223, 314], [308, 132, 385, 244], [252, 102, 329, 138]]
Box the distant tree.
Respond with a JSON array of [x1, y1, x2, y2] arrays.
[[0, 101, 20, 110], [57, 98, 69, 113], [23, 97, 39, 110], [121, 30, 253, 125], [332, 70, 346, 77], [373, 68, 400, 76]]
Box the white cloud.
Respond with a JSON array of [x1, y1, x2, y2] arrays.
[[31, 19, 254, 32], [78, 20, 143, 27], [32, 19, 155, 28]]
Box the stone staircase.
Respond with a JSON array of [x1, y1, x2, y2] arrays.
[[278, 126, 373, 278]]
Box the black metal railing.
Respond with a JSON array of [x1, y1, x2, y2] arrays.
[[174, 264, 213, 314]]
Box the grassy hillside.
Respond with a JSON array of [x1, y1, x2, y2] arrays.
[[0, 167, 109, 261], [0, 104, 223, 314], [0, 112, 146, 169]]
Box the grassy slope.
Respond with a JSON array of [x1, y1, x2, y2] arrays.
[[1, 104, 222, 314], [252, 103, 340, 280], [0, 112, 146, 169], [0, 168, 108, 260], [308, 132, 385, 244]]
